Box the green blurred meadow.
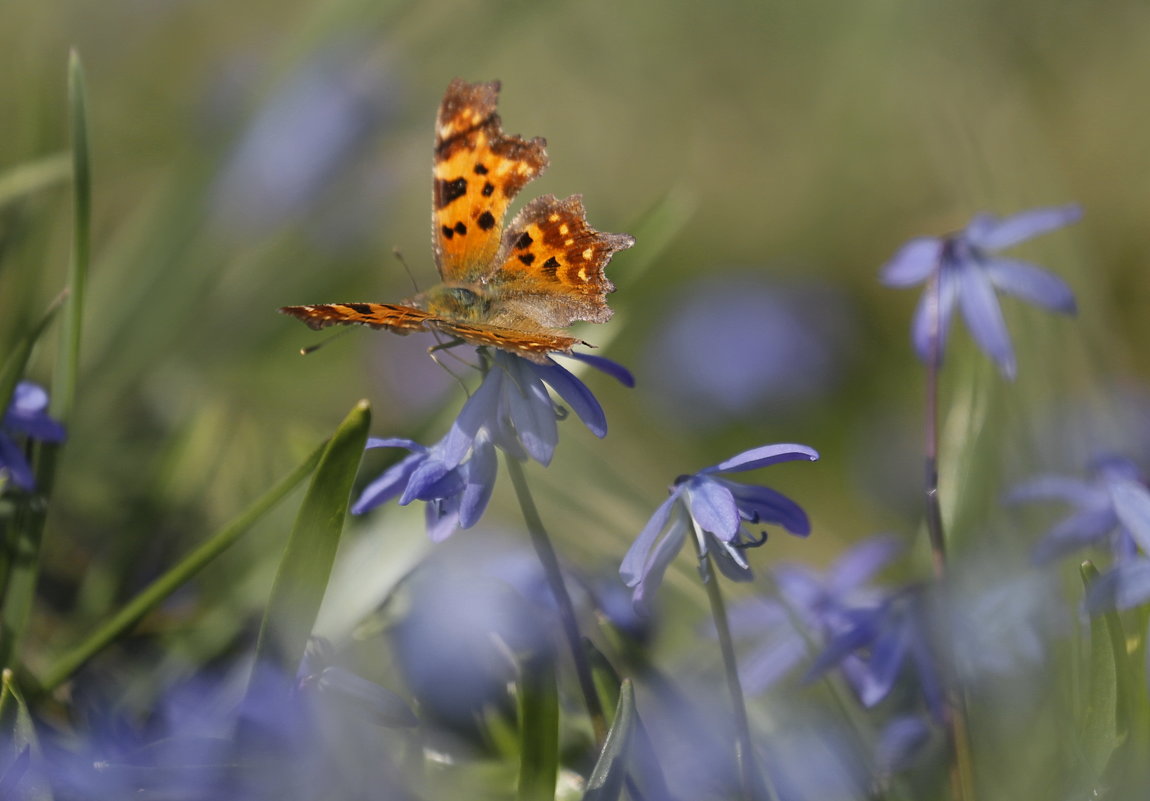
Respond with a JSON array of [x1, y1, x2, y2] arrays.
[[4, 0, 1150, 792]]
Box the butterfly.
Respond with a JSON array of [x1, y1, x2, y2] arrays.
[[279, 79, 634, 364]]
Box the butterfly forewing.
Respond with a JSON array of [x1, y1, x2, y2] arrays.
[[433, 79, 548, 284]]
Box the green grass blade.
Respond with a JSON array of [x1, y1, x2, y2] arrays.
[[1079, 561, 1129, 779], [35, 441, 325, 694], [583, 679, 635, 801], [0, 671, 52, 801], [517, 654, 559, 801], [251, 401, 369, 682], [0, 153, 71, 211], [52, 49, 91, 422]]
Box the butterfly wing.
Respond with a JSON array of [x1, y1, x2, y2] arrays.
[[433, 79, 548, 283], [483, 194, 634, 329], [279, 303, 435, 334]]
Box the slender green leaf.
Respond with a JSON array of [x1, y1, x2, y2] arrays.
[[583, 679, 635, 801], [0, 671, 52, 801], [52, 49, 91, 422], [252, 401, 369, 681], [0, 153, 71, 210], [517, 654, 559, 801], [1079, 561, 1128, 778], [36, 441, 326, 693]]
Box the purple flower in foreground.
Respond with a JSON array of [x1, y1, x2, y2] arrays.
[[1007, 455, 1144, 564], [620, 443, 818, 611], [881, 204, 1080, 379], [1084, 474, 1150, 615], [353, 351, 632, 540], [731, 536, 902, 693], [0, 381, 66, 492]]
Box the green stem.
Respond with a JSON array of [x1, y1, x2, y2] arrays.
[[690, 530, 770, 801], [922, 267, 975, 801], [35, 442, 324, 694], [503, 453, 608, 744]]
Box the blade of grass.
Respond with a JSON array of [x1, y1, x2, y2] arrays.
[[34, 441, 325, 694], [1079, 561, 1129, 781], [0, 670, 52, 800], [517, 654, 559, 801], [0, 153, 71, 211], [583, 679, 635, 801], [251, 401, 369, 685], [0, 53, 92, 670]]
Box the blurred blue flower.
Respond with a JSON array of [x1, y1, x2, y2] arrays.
[[353, 351, 631, 540], [731, 536, 902, 693], [1007, 455, 1144, 564], [0, 381, 66, 492], [881, 204, 1081, 379], [806, 586, 945, 721], [620, 443, 818, 611], [1084, 474, 1150, 614]]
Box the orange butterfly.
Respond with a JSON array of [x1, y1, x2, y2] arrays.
[[280, 79, 634, 364]]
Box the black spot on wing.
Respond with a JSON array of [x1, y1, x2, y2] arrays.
[[514, 232, 533, 249], [435, 177, 468, 208], [477, 211, 496, 230], [441, 225, 454, 240], [519, 253, 536, 266], [454, 221, 467, 235]]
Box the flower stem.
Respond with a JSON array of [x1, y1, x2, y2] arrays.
[[503, 453, 609, 744], [691, 534, 772, 801], [922, 267, 976, 801]]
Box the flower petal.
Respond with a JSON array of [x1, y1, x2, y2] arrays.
[[560, 352, 636, 388], [969, 205, 1081, 252], [828, 535, 902, 593], [425, 495, 461, 543], [1004, 474, 1098, 507], [983, 258, 1076, 314], [911, 269, 958, 365], [879, 237, 942, 287], [620, 492, 680, 585], [711, 538, 754, 579], [351, 451, 425, 514], [11, 382, 48, 414], [956, 261, 1016, 379], [722, 480, 811, 536], [400, 457, 454, 504], [442, 368, 503, 467], [1108, 478, 1150, 553], [1031, 507, 1118, 563], [1085, 558, 1150, 613], [629, 510, 688, 613], [365, 437, 425, 451], [686, 478, 739, 539], [740, 631, 809, 694], [533, 360, 608, 438], [503, 367, 557, 466], [0, 433, 36, 491], [458, 437, 497, 529], [705, 443, 820, 474]]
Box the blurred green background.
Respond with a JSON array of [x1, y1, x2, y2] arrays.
[[3, 0, 1149, 676]]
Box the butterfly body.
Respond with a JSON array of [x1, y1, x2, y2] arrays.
[[280, 79, 633, 364]]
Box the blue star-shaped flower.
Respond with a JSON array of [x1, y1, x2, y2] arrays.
[[1007, 455, 1144, 564], [352, 351, 632, 540], [881, 205, 1081, 379], [0, 381, 66, 492], [620, 443, 818, 611]]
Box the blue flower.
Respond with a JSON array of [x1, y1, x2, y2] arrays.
[[1084, 474, 1150, 615], [881, 205, 1081, 379], [730, 535, 902, 693], [1007, 455, 1144, 564], [353, 351, 632, 540], [620, 443, 818, 611], [0, 381, 66, 492]]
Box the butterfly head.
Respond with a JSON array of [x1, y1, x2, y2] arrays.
[[413, 284, 493, 323]]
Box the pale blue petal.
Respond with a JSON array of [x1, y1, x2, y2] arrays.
[[425, 495, 460, 543], [740, 632, 808, 693], [956, 262, 1015, 378], [504, 368, 557, 466], [442, 368, 503, 467], [971, 205, 1081, 252], [879, 237, 942, 287], [11, 382, 48, 413], [983, 258, 1076, 314], [400, 458, 455, 504], [351, 451, 425, 514], [910, 269, 958, 365], [828, 535, 902, 593], [458, 437, 497, 529], [686, 479, 739, 539], [1085, 559, 1150, 613], [1109, 478, 1150, 553], [620, 492, 681, 585], [365, 437, 424, 451], [705, 443, 820, 474], [863, 624, 908, 706], [630, 511, 688, 613], [711, 538, 754, 580], [721, 480, 811, 535], [1004, 475, 1097, 507], [1031, 507, 1118, 563]]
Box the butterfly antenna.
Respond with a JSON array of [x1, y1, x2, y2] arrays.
[[393, 249, 421, 294], [427, 336, 478, 395], [299, 328, 353, 355]]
